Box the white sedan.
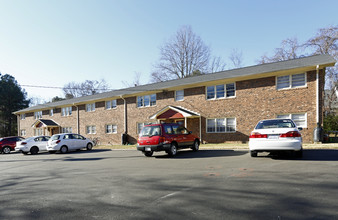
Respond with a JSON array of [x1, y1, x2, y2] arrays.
[[47, 133, 93, 153], [15, 136, 50, 155], [249, 119, 303, 158]]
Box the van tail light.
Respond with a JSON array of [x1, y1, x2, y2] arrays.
[[280, 131, 301, 138], [21, 142, 27, 145], [249, 132, 268, 138], [56, 140, 61, 144]]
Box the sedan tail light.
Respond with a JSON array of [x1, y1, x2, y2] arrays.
[[280, 131, 301, 138], [21, 142, 27, 145], [249, 132, 268, 138]]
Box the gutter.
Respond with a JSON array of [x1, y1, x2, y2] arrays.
[[120, 95, 128, 134], [73, 103, 80, 134]]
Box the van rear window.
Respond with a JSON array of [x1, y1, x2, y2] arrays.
[[140, 126, 161, 137]]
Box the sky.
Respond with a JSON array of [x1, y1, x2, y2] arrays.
[[0, 0, 337, 102]]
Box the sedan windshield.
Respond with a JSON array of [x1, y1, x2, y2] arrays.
[[255, 119, 296, 129]]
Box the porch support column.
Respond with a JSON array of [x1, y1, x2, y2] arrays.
[[184, 117, 187, 128]]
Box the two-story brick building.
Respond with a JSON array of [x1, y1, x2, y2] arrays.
[[14, 55, 336, 144]]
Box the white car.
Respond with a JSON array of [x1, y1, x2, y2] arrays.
[[15, 136, 50, 155], [249, 119, 303, 158], [47, 133, 93, 153]]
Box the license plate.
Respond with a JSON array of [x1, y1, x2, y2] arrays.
[[145, 147, 151, 151], [268, 134, 279, 139]]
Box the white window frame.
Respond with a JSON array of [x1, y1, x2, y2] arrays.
[[62, 127, 72, 133], [137, 94, 156, 108], [20, 114, 26, 120], [276, 73, 307, 90], [34, 111, 42, 119], [276, 113, 307, 128], [20, 129, 26, 136], [206, 118, 236, 133], [86, 125, 96, 134], [50, 109, 54, 116], [106, 100, 117, 110], [34, 128, 43, 136], [86, 103, 96, 112], [206, 83, 236, 100], [61, 107, 72, 116], [175, 90, 184, 101], [106, 124, 117, 134]]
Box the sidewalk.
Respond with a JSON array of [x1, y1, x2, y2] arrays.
[[95, 143, 338, 150]]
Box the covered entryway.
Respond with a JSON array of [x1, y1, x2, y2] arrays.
[[149, 106, 202, 140], [32, 119, 60, 136]]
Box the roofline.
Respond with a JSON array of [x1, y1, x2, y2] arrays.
[[14, 54, 336, 114]]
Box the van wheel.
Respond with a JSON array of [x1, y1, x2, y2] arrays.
[[60, 146, 68, 154], [2, 146, 11, 154], [30, 146, 39, 155], [143, 151, 153, 157], [168, 143, 177, 156], [191, 140, 199, 151]]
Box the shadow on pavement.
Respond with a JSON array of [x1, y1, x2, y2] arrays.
[[155, 149, 247, 159]]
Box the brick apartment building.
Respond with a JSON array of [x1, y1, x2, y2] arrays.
[[14, 55, 336, 144]]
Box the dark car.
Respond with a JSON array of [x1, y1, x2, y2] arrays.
[[137, 123, 200, 157], [0, 136, 24, 154]]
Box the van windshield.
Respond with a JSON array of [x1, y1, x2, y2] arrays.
[[140, 126, 161, 137]]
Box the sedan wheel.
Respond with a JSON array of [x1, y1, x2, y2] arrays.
[[30, 146, 39, 155], [2, 146, 11, 154], [86, 143, 93, 151], [60, 146, 68, 154]]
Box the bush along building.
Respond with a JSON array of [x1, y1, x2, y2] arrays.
[[14, 55, 336, 144]]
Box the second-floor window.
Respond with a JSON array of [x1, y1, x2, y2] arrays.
[[175, 90, 184, 101], [137, 94, 156, 107], [86, 103, 95, 112], [277, 73, 306, 90], [34, 111, 42, 119], [20, 114, 26, 120], [206, 83, 235, 100], [62, 107, 72, 116], [106, 100, 117, 109]]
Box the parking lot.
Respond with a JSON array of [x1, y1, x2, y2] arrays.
[[1, 149, 338, 219]]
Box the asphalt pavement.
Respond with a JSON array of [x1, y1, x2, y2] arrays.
[[1, 149, 338, 219]]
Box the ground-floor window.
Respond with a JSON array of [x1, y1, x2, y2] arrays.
[[277, 113, 307, 128], [20, 129, 26, 136], [86, 125, 96, 134], [106, 124, 117, 134], [206, 118, 236, 133], [62, 127, 72, 133], [34, 128, 43, 136]]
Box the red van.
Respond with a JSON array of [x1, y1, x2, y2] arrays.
[[137, 123, 200, 157]]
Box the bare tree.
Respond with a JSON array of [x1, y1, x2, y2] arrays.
[[151, 26, 212, 82], [63, 79, 110, 98], [122, 72, 142, 87], [208, 56, 227, 73], [228, 48, 243, 69], [258, 38, 302, 64]]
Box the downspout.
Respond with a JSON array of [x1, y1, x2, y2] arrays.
[[199, 115, 202, 144], [316, 65, 320, 124], [120, 95, 128, 134], [73, 104, 80, 134], [17, 114, 20, 136]]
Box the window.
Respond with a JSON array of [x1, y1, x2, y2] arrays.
[[277, 73, 306, 90], [206, 83, 235, 100], [62, 127, 72, 133], [20, 114, 26, 120], [34, 128, 43, 136], [277, 113, 307, 128], [106, 100, 117, 109], [175, 90, 184, 101], [61, 107, 72, 116], [137, 94, 156, 107], [207, 118, 236, 133], [86, 103, 95, 112], [50, 109, 53, 116], [106, 124, 117, 134], [34, 111, 42, 119], [20, 129, 26, 136], [86, 125, 96, 134]]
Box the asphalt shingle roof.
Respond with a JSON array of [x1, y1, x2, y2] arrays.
[[14, 54, 336, 114]]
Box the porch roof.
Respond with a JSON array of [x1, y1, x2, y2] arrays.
[[149, 106, 200, 119], [32, 119, 60, 128]]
